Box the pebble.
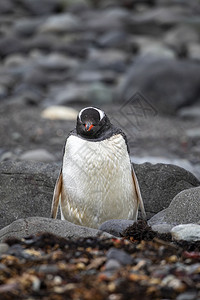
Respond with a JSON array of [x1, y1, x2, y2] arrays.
[[171, 224, 200, 242], [0, 243, 9, 255], [19, 149, 55, 162], [105, 259, 122, 271], [41, 106, 78, 120], [99, 219, 134, 237], [39, 13, 81, 33], [107, 248, 133, 265]]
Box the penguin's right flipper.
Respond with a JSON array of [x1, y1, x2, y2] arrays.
[[50, 170, 62, 219]]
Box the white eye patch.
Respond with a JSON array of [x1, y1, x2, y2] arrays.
[[79, 107, 105, 121]]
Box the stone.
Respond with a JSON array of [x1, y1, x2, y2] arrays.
[[105, 259, 121, 271], [99, 219, 134, 237], [151, 224, 174, 234], [0, 243, 9, 255], [149, 187, 200, 226], [165, 187, 200, 225], [119, 56, 200, 115], [0, 161, 59, 229], [164, 25, 199, 52], [133, 163, 200, 219], [39, 13, 81, 33], [97, 30, 129, 49], [0, 217, 111, 242], [37, 53, 78, 71], [179, 106, 200, 119], [20, 0, 63, 15], [171, 224, 200, 242], [13, 18, 43, 37], [107, 248, 133, 265], [41, 106, 78, 121], [19, 149, 56, 162], [186, 128, 200, 139], [188, 43, 200, 60]]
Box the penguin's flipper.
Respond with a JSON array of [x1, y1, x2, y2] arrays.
[[50, 170, 62, 219], [131, 165, 146, 220]]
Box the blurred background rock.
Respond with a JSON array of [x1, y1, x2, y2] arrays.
[[0, 0, 200, 179]]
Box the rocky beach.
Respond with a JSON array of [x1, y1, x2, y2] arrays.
[[0, 0, 200, 299]]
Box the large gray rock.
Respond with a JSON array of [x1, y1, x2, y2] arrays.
[[149, 187, 200, 226], [119, 57, 200, 115], [0, 161, 199, 230], [0, 161, 59, 229], [0, 217, 110, 242], [134, 163, 200, 219]]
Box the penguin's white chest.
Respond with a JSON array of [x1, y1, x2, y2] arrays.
[[61, 134, 137, 228]]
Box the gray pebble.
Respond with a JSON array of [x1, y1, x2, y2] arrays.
[[107, 248, 133, 265], [105, 259, 122, 271], [0, 243, 9, 255]]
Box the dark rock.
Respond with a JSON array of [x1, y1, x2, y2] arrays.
[[20, 0, 63, 15], [97, 30, 129, 49], [0, 161, 58, 229], [107, 247, 133, 265], [0, 217, 111, 242], [99, 219, 134, 237], [119, 56, 200, 115], [0, 0, 14, 14], [13, 18, 44, 37], [125, 7, 193, 36], [134, 163, 200, 219]]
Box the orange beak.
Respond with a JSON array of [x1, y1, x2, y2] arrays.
[[85, 123, 94, 131]]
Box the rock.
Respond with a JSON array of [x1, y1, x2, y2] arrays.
[[171, 224, 200, 242], [20, 0, 63, 15], [41, 106, 78, 121], [13, 18, 43, 37], [107, 248, 133, 265], [0, 217, 111, 242], [140, 44, 175, 59], [39, 13, 81, 33], [178, 106, 200, 119], [37, 53, 78, 71], [186, 128, 200, 139], [0, 243, 9, 255], [132, 156, 200, 181], [176, 291, 199, 300], [99, 219, 134, 237], [164, 25, 199, 54], [97, 30, 129, 49], [149, 187, 200, 226], [165, 187, 200, 225], [86, 49, 128, 72], [105, 259, 121, 271], [133, 163, 200, 219], [0, 0, 14, 14], [151, 224, 174, 234], [188, 43, 200, 60], [19, 149, 56, 162], [76, 70, 116, 84], [0, 161, 58, 229], [84, 8, 129, 32], [119, 56, 200, 115]]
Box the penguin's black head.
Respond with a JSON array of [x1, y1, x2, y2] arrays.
[[76, 107, 110, 139]]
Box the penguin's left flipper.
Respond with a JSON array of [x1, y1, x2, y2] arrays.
[[50, 169, 62, 219], [131, 166, 146, 220]]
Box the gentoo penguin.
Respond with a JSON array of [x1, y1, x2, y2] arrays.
[[50, 107, 146, 228]]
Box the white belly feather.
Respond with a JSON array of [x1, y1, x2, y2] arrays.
[[61, 134, 138, 228]]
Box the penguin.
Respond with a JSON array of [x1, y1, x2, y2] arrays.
[[50, 106, 146, 229]]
